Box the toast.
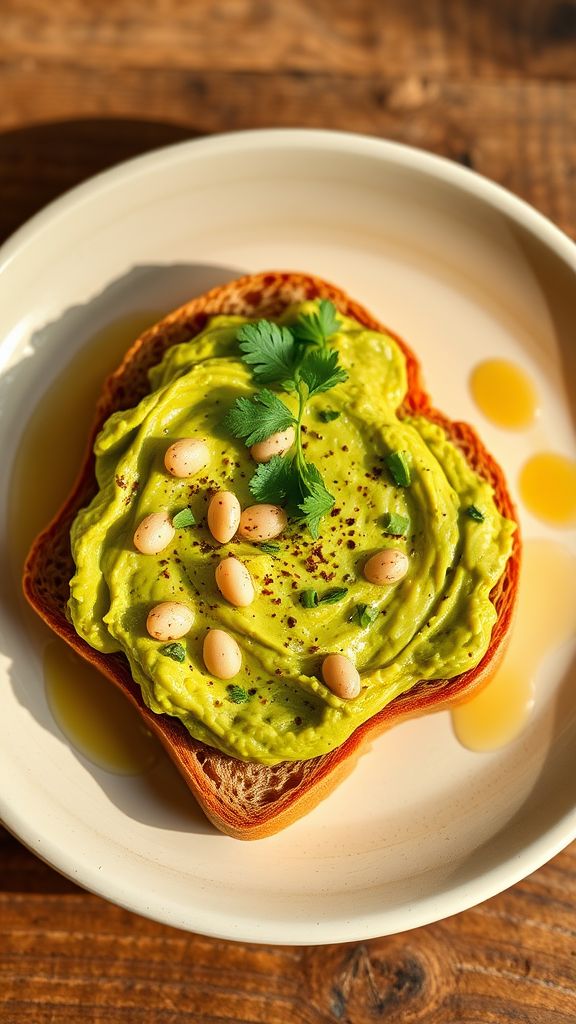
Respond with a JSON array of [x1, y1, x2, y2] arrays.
[[23, 271, 520, 839]]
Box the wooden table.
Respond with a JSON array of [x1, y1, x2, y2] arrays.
[[1, 2, 575, 1020]]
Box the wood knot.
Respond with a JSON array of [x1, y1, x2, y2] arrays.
[[308, 937, 447, 1021], [330, 942, 428, 1015]]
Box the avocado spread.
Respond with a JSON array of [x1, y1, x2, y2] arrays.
[[69, 303, 515, 765]]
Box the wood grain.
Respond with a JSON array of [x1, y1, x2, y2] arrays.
[[1, 0, 576, 1020], [1, 826, 576, 1022]]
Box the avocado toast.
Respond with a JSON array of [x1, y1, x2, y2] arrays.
[[24, 271, 520, 838]]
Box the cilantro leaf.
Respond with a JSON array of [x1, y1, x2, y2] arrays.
[[292, 300, 341, 346], [237, 320, 297, 385], [160, 642, 186, 663], [249, 454, 299, 505], [298, 347, 348, 398], [227, 684, 250, 704], [172, 507, 196, 529], [223, 390, 295, 447], [297, 461, 335, 539]]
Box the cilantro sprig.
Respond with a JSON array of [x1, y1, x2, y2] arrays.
[[224, 301, 346, 538]]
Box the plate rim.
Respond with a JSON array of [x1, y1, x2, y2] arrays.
[[1, 127, 576, 944]]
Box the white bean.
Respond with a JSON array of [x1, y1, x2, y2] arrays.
[[215, 556, 255, 607], [250, 427, 296, 464], [238, 504, 288, 542], [147, 601, 193, 641], [364, 548, 409, 585], [164, 438, 209, 478], [203, 629, 242, 679], [207, 491, 241, 544], [133, 512, 175, 555], [322, 654, 361, 700]]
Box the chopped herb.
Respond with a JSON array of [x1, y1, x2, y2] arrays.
[[385, 450, 411, 487], [318, 588, 348, 605], [227, 684, 250, 704], [466, 504, 485, 522], [172, 507, 196, 529], [355, 604, 379, 628], [382, 511, 410, 536], [259, 542, 281, 554], [160, 642, 186, 663], [319, 409, 341, 423], [301, 587, 348, 607]]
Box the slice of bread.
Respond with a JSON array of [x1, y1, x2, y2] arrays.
[[23, 271, 520, 839]]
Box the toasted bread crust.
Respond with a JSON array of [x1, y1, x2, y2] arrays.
[[23, 271, 520, 839]]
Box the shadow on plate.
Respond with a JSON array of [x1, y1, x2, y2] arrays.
[[1, 260, 244, 837]]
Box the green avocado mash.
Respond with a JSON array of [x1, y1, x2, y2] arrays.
[[69, 302, 515, 765]]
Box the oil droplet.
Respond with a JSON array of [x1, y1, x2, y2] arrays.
[[452, 540, 576, 751], [45, 640, 159, 774], [519, 452, 576, 526], [10, 311, 164, 567], [470, 359, 538, 429]]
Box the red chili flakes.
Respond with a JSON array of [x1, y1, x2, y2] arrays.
[[287, 616, 297, 628], [346, 517, 355, 526], [319, 570, 336, 581], [262, 588, 272, 596], [312, 545, 328, 564], [346, 540, 356, 549], [272, 598, 281, 606], [115, 474, 127, 490], [309, 645, 320, 653], [330, 507, 341, 518], [341, 445, 349, 452]]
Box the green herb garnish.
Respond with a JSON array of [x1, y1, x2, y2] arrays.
[[259, 542, 281, 555], [354, 604, 379, 628], [237, 320, 298, 386], [225, 301, 347, 538], [298, 347, 347, 397], [172, 507, 196, 529], [227, 684, 250, 704], [319, 409, 341, 423], [249, 453, 297, 504], [385, 450, 411, 487], [300, 587, 348, 608], [382, 511, 410, 536], [466, 504, 485, 522], [223, 389, 296, 447], [318, 588, 348, 605], [159, 642, 186, 663], [292, 299, 341, 347]]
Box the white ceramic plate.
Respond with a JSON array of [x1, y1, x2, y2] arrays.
[[0, 130, 575, 944]]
